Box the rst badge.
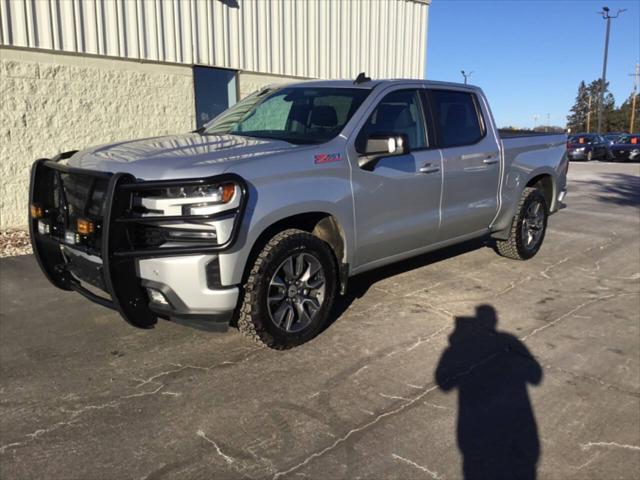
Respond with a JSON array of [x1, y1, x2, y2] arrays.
[[314, 153, 342, 164]]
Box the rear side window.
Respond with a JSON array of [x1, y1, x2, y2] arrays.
[[429, 90, 485, 148]]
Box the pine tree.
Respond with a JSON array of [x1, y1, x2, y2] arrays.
[[586, 79, 615, 132], [609, 93, 639, 133], [567, 81, 589, 133], [567, 78, 639, 134]]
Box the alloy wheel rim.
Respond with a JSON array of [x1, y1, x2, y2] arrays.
[[267, 253, 326, 333], [521, 200, 545, 250]]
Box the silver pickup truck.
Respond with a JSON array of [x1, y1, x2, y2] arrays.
[[29, 78, 567, 348]]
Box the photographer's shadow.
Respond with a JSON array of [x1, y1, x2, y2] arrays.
[[435, 305, 542, 480]]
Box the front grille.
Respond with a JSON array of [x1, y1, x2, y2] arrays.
[[135, 225, 166, 247], [59, 173, 109, 221], [45, 172, 110, 255]]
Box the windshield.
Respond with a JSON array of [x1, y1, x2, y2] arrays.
[[202, 87, 371, 144], [569, 135, 594, 144]]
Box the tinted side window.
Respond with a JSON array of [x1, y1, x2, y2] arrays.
[[356, 90, 428, 151], [313, 95, 356, 126], [430, 90, 484, 148]]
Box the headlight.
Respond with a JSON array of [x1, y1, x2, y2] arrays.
[[575, 147, 585, 152], [151, 183, 235, 202], [136, 181, 241, 219]]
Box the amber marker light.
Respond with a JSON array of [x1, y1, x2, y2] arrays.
[[221, 183, 235, 203], [77, 218, 95, 235], [30, 204, 44, 219]]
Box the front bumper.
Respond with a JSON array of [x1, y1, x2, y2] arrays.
[[29, 155, 247, 329], [612, 149, 639, 161], [567, 150, 586, 160]]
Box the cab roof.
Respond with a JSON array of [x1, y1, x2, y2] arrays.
[[273, 78, 482, 93]]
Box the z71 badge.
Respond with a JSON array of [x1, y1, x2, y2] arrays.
[[314, 153, 342, 164]]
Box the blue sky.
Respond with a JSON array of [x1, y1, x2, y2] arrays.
[[426, 0, 640, 128]]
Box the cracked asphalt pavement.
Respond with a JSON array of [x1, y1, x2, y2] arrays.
[[1, 161, 639, 479]]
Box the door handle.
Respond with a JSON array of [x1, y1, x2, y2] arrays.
[[461, 152, 499, 161], [419, 163, 440, 174], [460, 152, 487, 161], [482, 158, 499, 165]]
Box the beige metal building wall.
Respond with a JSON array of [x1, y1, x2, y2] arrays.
[[0, 0, 429, 79], [0, 0, 430, 228]]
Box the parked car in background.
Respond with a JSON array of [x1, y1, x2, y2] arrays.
[[603, 133, 625, 160], [567, 134, 608, 161], [610, 134, 640, 162]]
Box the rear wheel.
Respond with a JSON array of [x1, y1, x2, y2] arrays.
[[496, 187, 548, 260], [237, 229, 338, 349]]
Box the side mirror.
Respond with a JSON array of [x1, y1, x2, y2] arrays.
[[358, 134, 410, 170]]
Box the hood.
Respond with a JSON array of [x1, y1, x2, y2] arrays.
[[66, 133, 302, 180]]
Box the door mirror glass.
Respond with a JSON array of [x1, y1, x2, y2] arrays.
[[365, 134, 409, 156], [358, 134, 410, 170]]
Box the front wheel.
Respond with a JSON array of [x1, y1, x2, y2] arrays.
[[495, 187, 548, 260], [237, 229, 338, 349], [587, 150, 594, 162]]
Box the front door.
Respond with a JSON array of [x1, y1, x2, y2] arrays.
[[350, 88, 442, 270], [428, 88, 501, 240]]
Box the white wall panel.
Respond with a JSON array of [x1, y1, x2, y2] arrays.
[[1, 0, 429, 79]]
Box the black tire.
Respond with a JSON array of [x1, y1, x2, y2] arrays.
[[495, 187, 548, 261], [237, 229, 338, 349]]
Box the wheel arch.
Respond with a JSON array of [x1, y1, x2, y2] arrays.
[[526, 173, 555, 211], [241, 211, 349, 292], [491, 168, 557, 240]]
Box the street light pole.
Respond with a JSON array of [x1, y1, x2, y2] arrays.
[[596, 6, 626, 133], [461, 70, 473, 85]]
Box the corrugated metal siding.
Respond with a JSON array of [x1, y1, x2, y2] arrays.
[[0, 0, 428, 79]]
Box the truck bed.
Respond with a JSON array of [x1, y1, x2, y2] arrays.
[[498, 129, 566, 139]]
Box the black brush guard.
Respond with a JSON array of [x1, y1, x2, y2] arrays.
[[29, 154, 247, 329]]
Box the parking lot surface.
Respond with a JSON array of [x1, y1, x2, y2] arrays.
[[1, 161, 639, 480]]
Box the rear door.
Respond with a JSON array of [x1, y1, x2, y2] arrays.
[[428, 88, 501, 241], [349, 87, 443, 270]]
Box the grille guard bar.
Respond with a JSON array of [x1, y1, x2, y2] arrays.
[[29, 156, 248, 328]]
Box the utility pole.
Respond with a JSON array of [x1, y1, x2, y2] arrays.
[[461, 70, 473, 85], [596, 6, 626, 133], [533, 114, 539, 129], [630, 64, 639, 133], [586, 95, 592, 132]]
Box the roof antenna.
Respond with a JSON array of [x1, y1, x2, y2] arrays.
[[354, 72, 371, 85]]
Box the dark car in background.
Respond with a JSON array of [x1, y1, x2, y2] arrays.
[[610, 134, 640, 162], [567, 134, 609, 161], [603, 133, 625, 159]]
